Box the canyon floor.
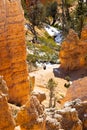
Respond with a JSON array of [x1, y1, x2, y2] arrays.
[[29, 64, 67, 108], [29, 64, 87, 108]]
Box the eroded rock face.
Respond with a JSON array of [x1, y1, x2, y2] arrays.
[[32, 90, 46, 103], [62, 77, 87, 103], [0, 76, 15, 130], [0, 93, 16, 130], [64, 99, 87, 130], [0, 76, 8, 96], [0, 0, 30, 105], [46, 99, 87, 130], [59, 27, 87, 70], [16, 95, 46, 130]]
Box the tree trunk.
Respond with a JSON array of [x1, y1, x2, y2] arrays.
[[49, 91, 53, 107], [53, 97, 56, 108], [32, 25, 37, 43], [51, 16, 56, 25]]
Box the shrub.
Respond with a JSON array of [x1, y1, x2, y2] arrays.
[[65, 76, 71, 82], [64, 82, 70, 88]]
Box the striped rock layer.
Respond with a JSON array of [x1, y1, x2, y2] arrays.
[[0, 0, 30, 105]]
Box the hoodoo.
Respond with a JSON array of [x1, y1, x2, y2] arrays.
[[59, 27, 87, 71], [0, 0, 30, 105]]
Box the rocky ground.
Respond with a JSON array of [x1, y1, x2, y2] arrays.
[[29, 64, 67, 108]]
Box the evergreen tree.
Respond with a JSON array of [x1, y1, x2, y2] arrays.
[[27, 1, 45, 42], [73, 0, 87, 37], [46, 1, 58, 25], [46, 78, 57, 108]]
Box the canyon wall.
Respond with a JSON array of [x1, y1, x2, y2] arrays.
[[62, 77, 87, 103], [0, 0, 30, 105], [59, 27, 87, 71]]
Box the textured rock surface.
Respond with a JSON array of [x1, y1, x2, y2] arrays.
[[64, 99, 87, 130], [0, 93, 16, 130], [57, 108, 82, 130], [29, 76, 35, 92], [32, 90, 46, 103], [0, 76, 15, 130], [0, 0, 30, 105], [16, 95, 46, 130], [62, 77, 87, 103], [0, 76, 8, 96], [11, 96, 87, 130], [59, 27, 87, 70], [46, 99, 87, 130]]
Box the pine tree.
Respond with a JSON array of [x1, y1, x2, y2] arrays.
[[47, 78, 57, 108]]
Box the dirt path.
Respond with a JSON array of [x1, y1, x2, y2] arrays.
[[29, 64, 67, 108]]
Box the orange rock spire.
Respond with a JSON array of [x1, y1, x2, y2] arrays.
[[59, 27, 87, 71], [0, 0, 30, 105]]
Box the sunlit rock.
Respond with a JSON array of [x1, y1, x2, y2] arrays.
[[59, 27, 87, 70], [0, 0, 30, 105]]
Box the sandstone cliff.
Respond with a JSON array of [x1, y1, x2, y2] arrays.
[[0, 0, 30, 105], [62, 77, 87, 103], [16, 95, 46, 130], [59, 27, 87, 71]]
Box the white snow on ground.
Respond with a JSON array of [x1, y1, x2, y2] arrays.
[[44, 25, 60, 36], [44, 25, 63, 44]]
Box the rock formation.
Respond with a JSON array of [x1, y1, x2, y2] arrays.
[[62, 77, 87, 103], [64, 99, 87, 130], [32, 90, 46, 103], [0, 75, 8, 96], [59, 27, 87, 71], [15, 90, 87, 130], [0, 93, 16, 130], [0, 76, 16, 130], [46, 99, 87, 130], [0, 0, 30, 105], [0, 78, 86, 130], [16, 95, 46, 130]]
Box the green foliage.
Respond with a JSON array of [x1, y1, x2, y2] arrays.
[[46, 1, 58, 17], [65, 76, 71, 82], [21, 0, 28, 18], [26, 31, 61, 65], [27, 39, 60, 64], [65, 0, 78, 6], [27, 53, 38, 65], [64, 82, 70, 88], [45, 1, 58, 25], [47, 78, 57, 91], [38, 33, 60, 51], [28, 1, 45, 26], [72, 0, 87, 37], [47, 78, 57, 107]]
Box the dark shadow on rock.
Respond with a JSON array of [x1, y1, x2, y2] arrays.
[[53, 66, 87, 81]]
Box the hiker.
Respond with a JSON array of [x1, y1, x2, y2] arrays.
[[43, 63, 46, 70]]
